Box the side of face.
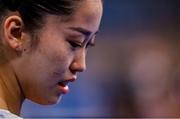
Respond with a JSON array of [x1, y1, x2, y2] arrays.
[[6, 0, 103, 104]]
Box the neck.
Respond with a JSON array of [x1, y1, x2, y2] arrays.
[[0, 63, 24, 115]]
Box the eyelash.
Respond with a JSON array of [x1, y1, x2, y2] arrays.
[[68, 41, 82, 48], [68, 40, 95, 50]]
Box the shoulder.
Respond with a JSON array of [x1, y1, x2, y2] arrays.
[[0, 109, 23, 119]]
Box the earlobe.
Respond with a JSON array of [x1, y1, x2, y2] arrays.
[[3, 15, 24, 51]]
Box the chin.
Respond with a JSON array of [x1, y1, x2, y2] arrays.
[[32, 95, 63, 105], [46, 96, 63, 105]]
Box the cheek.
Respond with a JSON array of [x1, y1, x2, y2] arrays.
[[39, 41, 73, 71], [21, 43, 73, 98]]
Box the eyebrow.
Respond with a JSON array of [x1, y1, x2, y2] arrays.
[[69, 27, 99, 37]]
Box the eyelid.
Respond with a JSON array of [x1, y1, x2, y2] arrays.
[[68, 35, 84, 44], [68, 40, 83, 49], [75, 41, 84, 47], [67, 32, 97, 49]]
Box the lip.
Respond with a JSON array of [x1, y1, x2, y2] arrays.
[[58, 83, 69, 94], [68, 75, 77, 82], [58, 75, 77, 94]]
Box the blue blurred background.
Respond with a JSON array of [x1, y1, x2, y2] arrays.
[[21, 0, 180, 118]]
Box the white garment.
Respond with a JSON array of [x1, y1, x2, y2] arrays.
[[0, 109, 22, 119]]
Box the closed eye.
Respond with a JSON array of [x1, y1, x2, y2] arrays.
[[68, 41, 83, 48]]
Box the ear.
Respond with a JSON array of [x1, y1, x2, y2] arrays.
[[3, 15, 24, 51]]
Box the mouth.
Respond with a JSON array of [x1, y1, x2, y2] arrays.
[[58, 81, 69, 94], [58, 81, 68, 87], [57, 75, 77, 94]]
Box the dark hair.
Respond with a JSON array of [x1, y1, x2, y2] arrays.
[[0, 0, 82, 32]]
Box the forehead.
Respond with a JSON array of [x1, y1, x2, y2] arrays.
[[66, 0, 103, 31], [42, 0, 103, 35]]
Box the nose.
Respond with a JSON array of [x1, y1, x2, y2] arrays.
[[70, 50, 87, 73]]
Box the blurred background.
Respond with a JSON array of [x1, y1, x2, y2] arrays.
[[21, 0, 180, 118]]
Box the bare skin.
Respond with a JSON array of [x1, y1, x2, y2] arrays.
[[0, 0, 103, 115]]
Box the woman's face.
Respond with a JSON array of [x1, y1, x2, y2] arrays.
[[14, 0, 103, 104]]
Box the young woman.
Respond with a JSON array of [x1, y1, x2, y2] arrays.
[[0, 0, 103, 118]]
